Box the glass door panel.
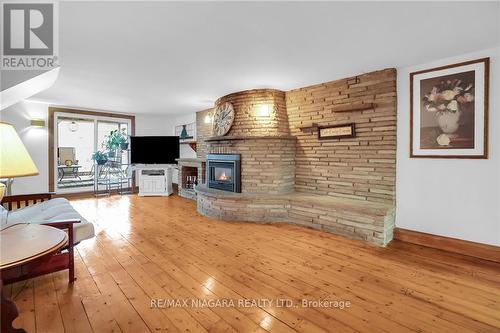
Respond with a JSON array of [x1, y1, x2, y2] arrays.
[[97, 121, 130, 163], [97, 121, 119, 151], [56, 118, 95, 189]]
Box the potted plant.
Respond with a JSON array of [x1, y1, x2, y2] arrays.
[[91, 151, 108, 165], [118, 128, 129, 150], [105, 129, 128, 154]]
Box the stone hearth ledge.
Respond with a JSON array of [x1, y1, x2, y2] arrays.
[[176, 157, 206, 163], [195, 185, 395, 246]]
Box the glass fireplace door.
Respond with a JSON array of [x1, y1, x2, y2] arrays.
[[214, 166, 233, 182], [209, 162, 235, 191], [206, 154, 241, 193]]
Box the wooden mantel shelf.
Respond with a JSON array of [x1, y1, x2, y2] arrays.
[[205, 135, 296, 142]]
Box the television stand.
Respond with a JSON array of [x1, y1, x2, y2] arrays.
[[134, 165, 173, 196]]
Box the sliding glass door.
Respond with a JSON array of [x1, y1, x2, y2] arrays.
[[54, 112, 132, 193]]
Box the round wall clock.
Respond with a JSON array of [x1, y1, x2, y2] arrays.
[[212, 102, 235, 136]]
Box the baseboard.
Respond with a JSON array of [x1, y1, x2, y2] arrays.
[[394, 228, 500, 264]]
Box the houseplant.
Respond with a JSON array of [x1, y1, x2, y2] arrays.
[[91, 151, 108, 165], [104, 129, 128, 156], [117, 128, 129, 150]]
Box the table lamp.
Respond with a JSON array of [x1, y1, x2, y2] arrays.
[[0, 122, 39, 201]]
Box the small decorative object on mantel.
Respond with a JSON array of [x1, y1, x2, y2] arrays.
[[180, 125, 189, 139], [410, 57, 489, 158], [212, 102, 235, 136], [175, 122, 197, 151], [175, 122, 195, 142], [318, 123, 356, 139]]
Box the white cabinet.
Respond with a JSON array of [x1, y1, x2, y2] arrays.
[[136, 166, 173, 197]]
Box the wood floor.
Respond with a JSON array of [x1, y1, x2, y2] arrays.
[[5, 194, 500, 333]]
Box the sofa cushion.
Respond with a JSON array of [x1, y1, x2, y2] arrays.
[[39, 205, 77, 219], [24, 213, 95, 244], [4, 202, 45, 223], [39, 198, 70, 209], [6, 198, 95, 244]]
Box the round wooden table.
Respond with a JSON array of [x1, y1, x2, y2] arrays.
[[1, 224, 68, 333]]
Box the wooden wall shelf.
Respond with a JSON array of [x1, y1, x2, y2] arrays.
[[180, 141, 197, 152], [205, 135, 295, 142], [299, 103, 377, 133], [299, 123, 320, 132], [331, 102, 377, 113]]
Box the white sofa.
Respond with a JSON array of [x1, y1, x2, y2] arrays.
[[1, 197, 95, 244]]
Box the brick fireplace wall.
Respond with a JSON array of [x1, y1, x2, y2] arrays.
[[196, 109, 213, 159], [195, 69, 397, 245], [204, 89, 296, 194], [286, 69, 397, 204], [215, 89, 289, 137]]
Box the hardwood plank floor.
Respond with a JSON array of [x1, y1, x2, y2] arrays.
[[8, 194, 500, 333]]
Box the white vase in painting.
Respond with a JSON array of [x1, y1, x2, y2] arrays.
[[437, 110, 461, 134]]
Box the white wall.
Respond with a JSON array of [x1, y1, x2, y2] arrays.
[[0, 102, 178, 194], [135, 114, 174, 136], [396, 47, 500, 246]]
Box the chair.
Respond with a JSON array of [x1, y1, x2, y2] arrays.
[[58, 147, 76, 166], [117, 164, 133, 194], [93, 163, 132, 196]]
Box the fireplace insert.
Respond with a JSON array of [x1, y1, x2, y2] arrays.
[[206, 154, 241, 193]]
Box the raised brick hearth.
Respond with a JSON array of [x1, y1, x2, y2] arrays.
[[193, 70, 397, 245], [196, 186, 395, 245]]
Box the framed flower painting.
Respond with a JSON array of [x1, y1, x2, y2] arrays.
[[410, 58, 489, 158]]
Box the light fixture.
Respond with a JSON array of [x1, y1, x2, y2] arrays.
[[30, 119, 45, 127], [258, 104, 271, 117], [68, 120, 79, 132], [204, 112, 212, 124], [0, 122, 39, 201]]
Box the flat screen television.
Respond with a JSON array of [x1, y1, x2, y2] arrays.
[[130, 136, 179, 164]]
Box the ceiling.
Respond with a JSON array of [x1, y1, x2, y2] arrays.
[[26, 1, 500, 115]]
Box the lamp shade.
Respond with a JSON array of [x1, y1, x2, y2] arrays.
[[0, 122, 39, 178]]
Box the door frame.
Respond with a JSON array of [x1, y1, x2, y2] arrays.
[[48, 106, 136, 193]]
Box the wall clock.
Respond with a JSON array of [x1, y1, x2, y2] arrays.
[[212, 102, 235, 136]]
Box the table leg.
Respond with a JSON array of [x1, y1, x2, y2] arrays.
[[0, 279, 27, 333], [60, 168, 67, 181]]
